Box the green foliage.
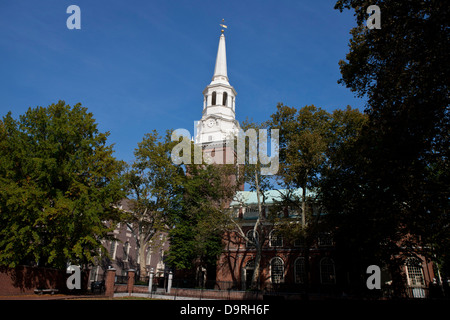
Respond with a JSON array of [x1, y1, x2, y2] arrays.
[[122, 129, 184, 274], [0, 101, 125, 269], [270, 104, 331, 191], [269, 103, 366, 209], [267, 104, 367, 285], [165, 160, 235, 270], [326, 0, 450, 277]]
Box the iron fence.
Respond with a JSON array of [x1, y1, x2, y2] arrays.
[[134, 276, 149, 286], [169, 278, 446, 300], [113, 273, 447, 300], [114, 275, 128, 284]]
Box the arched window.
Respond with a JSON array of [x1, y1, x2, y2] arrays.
[[245, 230, 258, 248], [211, 91, 217, 105], [294, 257, 306, 284], [270, 257, 284, 284], [269, 230, 283, 247], [320, 257, 336, 284], [222, 92, 228, 106]]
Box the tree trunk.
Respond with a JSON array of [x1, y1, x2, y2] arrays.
[[138, 233, 147, 278], [301, 170, 308, 227], [250, 171, 263, 290], [251, 243, 262, 290]]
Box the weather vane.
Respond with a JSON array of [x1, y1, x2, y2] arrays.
[[220, 19, 227, 33]]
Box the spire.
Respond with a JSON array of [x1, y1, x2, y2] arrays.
[[213, 34, 227, 78], [211, 21, 229, 85]]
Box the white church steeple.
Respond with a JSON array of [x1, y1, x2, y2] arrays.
[[195, 24, 240, 146], [211, 33, 229, 85]]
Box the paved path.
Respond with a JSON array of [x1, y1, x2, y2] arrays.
[[0, 294, 106, 300], [113, 292, 216, 300], [0, 293, 214, 300]]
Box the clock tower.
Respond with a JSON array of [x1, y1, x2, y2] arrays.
[[194, 27, 240, 165]]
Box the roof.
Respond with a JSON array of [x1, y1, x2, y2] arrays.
[[229, 188, 314, 207]]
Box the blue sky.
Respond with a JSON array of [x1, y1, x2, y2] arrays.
[[0, 0, 364, 163]]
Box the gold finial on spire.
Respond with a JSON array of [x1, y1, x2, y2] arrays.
[[220, 19, 227, 34]]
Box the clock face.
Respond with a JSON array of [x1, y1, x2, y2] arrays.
[[207, 119, 215, 127]]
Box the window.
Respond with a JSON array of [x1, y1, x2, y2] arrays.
[[294, 257, 306, 284], [90, 266, 98, 281], [244, 206, 259, 219], [146, 248, 152, 265], [222, 92, 228, 106], [288, 206, 301, 218], [318, 233, 333, 247], [270, 257, 284, 284], [127, 223, 133, 232], [245, 230, 258, 248], [123, 242, 130, 260], [294, 237, 305, 247], [244, 260, 255, 289], [269, 230, 283, 247], [110, 240, 117, 260], [320, 257, 336, 284], [211, 91, 217, 105], [406, 259, 425, 286]]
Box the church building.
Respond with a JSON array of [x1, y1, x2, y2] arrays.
[[189, 25, 439, 299]]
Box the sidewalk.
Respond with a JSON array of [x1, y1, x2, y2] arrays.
[[113, 292, 217, 300], [0, 294, 106, 300]]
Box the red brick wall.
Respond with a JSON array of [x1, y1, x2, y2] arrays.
[[0, 265, 66, 296], [0, 265, 90, 296], [105, 268, 117, 297]]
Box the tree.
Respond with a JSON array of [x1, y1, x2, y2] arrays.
[[329, 0, 450, 290], [270, 104, 331, 225], [165, 141, 237, 283], [225, 119, 277, 290], [269, 104, 366, 292], [122, 130, 183, 277], [0, 101, 125, 269]]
